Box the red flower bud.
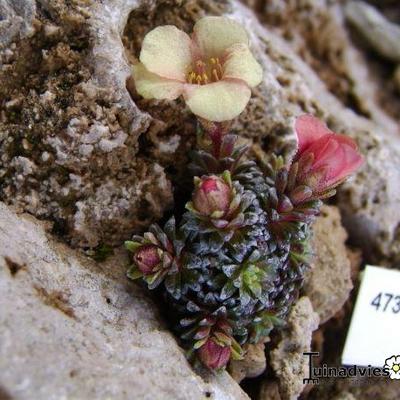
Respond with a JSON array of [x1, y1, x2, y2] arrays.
[[293, 115, 363, 193], [193, 176, 231, 217], [198, 338, 231, 369], [134, 244, 161, 275]]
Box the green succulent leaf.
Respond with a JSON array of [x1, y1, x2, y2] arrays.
[[164, 273, 182, 299], [145, 270, 165, 290], [124, 241, 142, 252], [214, 332, 232, 346], [222, 264, 239, 278], [220, 281, 236, 300], [127, 266, 143, 280], [193, 338, 208, 350]]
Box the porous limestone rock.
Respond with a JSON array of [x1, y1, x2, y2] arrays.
[[228, 342, 267, 383], [304, 206, 353, 324], [258, 0, 398, 133], [345, 1, 400, 62], [0, 202, 248, 400], [0, 0, 173, 248], [270, 297, 319, 400]]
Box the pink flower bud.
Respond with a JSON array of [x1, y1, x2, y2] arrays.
[[294, 115, 363, 193], [198, 338, 231, 369], [193, 176, 231, 217], [134, 244, 161, 275]]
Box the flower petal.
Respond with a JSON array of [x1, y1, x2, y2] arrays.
[[193, 16, 248, 59], [294, 116, 363, 193], [295, 115, 332, 154], [222, 43, 263, 87], [140, 25, 192, 81], [308, 136, 339, 169], [133, 63, 184, 100], [183, 81, 251, 122], [334, 133, 359, 150], [323, 143, 364, 188], [386, 356, 396, 367]]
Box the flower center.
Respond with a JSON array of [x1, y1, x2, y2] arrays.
[[393, 364, 400, 372], [187, 58, 223, 85]]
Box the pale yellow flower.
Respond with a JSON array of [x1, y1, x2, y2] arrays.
[[133, 16, 263, 122]]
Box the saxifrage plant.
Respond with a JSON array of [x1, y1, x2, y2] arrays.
[[126, 16, 363, 370]]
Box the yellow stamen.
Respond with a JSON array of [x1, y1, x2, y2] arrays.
[[187, 57, 224, 85]]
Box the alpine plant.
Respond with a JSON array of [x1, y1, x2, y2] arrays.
[[127, 17, 364, 370]]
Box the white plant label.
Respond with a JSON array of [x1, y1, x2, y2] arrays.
[[342, 265, 400, 368]]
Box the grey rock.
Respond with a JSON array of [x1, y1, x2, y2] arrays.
[[0, 202, 248, 400], [270, 297, 319, 400], [304, 206, 353, 324], [0, 0, 36, 49], [345, 1, 400, 62]]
